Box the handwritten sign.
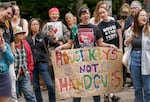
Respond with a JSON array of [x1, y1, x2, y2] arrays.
[[51, 47, 123, 99], [46, 21, 63, 39]]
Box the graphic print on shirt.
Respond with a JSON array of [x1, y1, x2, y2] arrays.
[[78, 28, 94, 48], [102, 25, 118, 42]]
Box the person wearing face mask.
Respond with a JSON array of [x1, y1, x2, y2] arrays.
[[118, 3, 130, 32], [117, 3, 130, 88]]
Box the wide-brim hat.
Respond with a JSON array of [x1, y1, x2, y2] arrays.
[[14, 26, 26, 35]]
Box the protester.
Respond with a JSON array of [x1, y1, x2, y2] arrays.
[[56, 6, 117, 102], [97, 7, 122, 102], [65, 12, 75, 32], [124, 0, 142, 31], [0, 4, 18, 102], [13, 26, 36, 102], [42, 7, 70, 45], [11, 5, 28, 38], [124, 9, 150, 102], [90, 1, 114, 25], [0, 24, 14, 102], [117, 3, 131, 87], [118, 3, 130, 31], [27, 18, 57, 102]]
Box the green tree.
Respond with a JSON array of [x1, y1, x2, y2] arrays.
[[15, 0, 78, 21]]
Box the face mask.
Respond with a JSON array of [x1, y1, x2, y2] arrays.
[[121, 15, 127, 20]]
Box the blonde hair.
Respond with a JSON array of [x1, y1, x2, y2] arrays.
[[93, 1, 108, 24], [120, 3, 130, 16]]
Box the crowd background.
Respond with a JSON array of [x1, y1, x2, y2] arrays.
[[0, 0, 145, 23], [0, 0, 150, 102]]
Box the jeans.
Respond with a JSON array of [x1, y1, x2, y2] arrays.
[[73, 95, 100, 102], [9, 63, 18, 102], [130, 50, 150, 102], [17, 73, 36, 102], [33, 62, 55, 102]]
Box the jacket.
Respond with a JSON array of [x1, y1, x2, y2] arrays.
[[22, 40, 34, 73], [125, 27, 150, 75], [27, 32, 58, 63], [0, 43, 14, 74]]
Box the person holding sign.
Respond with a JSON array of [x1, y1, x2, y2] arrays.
[[56, 6, 117, 102], [42, 7, 70, 45], [97, 6, 122, 102]]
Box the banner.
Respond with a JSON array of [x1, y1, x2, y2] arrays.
[[51, 47, 123, 99]]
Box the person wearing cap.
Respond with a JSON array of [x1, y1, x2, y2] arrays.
[[13, 26, 36, 102], [124, 0, 142, 31], [0, 24, 14, 102]]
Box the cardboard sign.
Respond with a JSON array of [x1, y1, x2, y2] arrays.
[[47, 21, 63, 39], [51, 47, 123, 99]]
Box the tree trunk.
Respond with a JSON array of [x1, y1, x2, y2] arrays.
[[72, 0, 83, 17]]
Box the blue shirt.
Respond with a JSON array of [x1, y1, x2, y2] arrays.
[[0, 43, 14, 74]]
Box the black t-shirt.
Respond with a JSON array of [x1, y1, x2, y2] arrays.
[[97, 20, 121, 48], [71, 23, 102, 48], [3, 20, 14, 44]]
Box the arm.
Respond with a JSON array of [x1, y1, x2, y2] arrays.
[[117, 28, 123, 49], [62, 23, 70, 43], [124, 28, 133, 46], [55, 39, 73, 51], [23, 19, 29, 38], [96, 37, 117, 48], [2, 43, 14, 64], [10, 42, 15, 54]]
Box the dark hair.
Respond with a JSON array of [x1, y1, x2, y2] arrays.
[[0, 4, 15, 17], [133, 9, 149, 37], [78, 6, 90, 17], [28, 18, 40, 37]]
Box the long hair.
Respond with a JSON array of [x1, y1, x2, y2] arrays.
[[119, 3, 130, 17], [28, 18, 40, 37], [132, 9, 149, 37], [93, 1, 108, 24]]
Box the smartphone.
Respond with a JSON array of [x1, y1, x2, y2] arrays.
[[47, 25, 53, 32]]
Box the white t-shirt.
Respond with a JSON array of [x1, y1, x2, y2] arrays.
[[89, 16, 115, 25]]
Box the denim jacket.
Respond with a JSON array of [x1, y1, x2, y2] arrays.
[[125, 27, 150, 75]]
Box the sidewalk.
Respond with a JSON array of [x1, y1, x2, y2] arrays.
[[19, 86, 134, 102]]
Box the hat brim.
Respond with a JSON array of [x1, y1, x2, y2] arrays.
[[14, 31, 26, 35]]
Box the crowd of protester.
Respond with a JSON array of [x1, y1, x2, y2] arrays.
[[0, 1, 150, 102]]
